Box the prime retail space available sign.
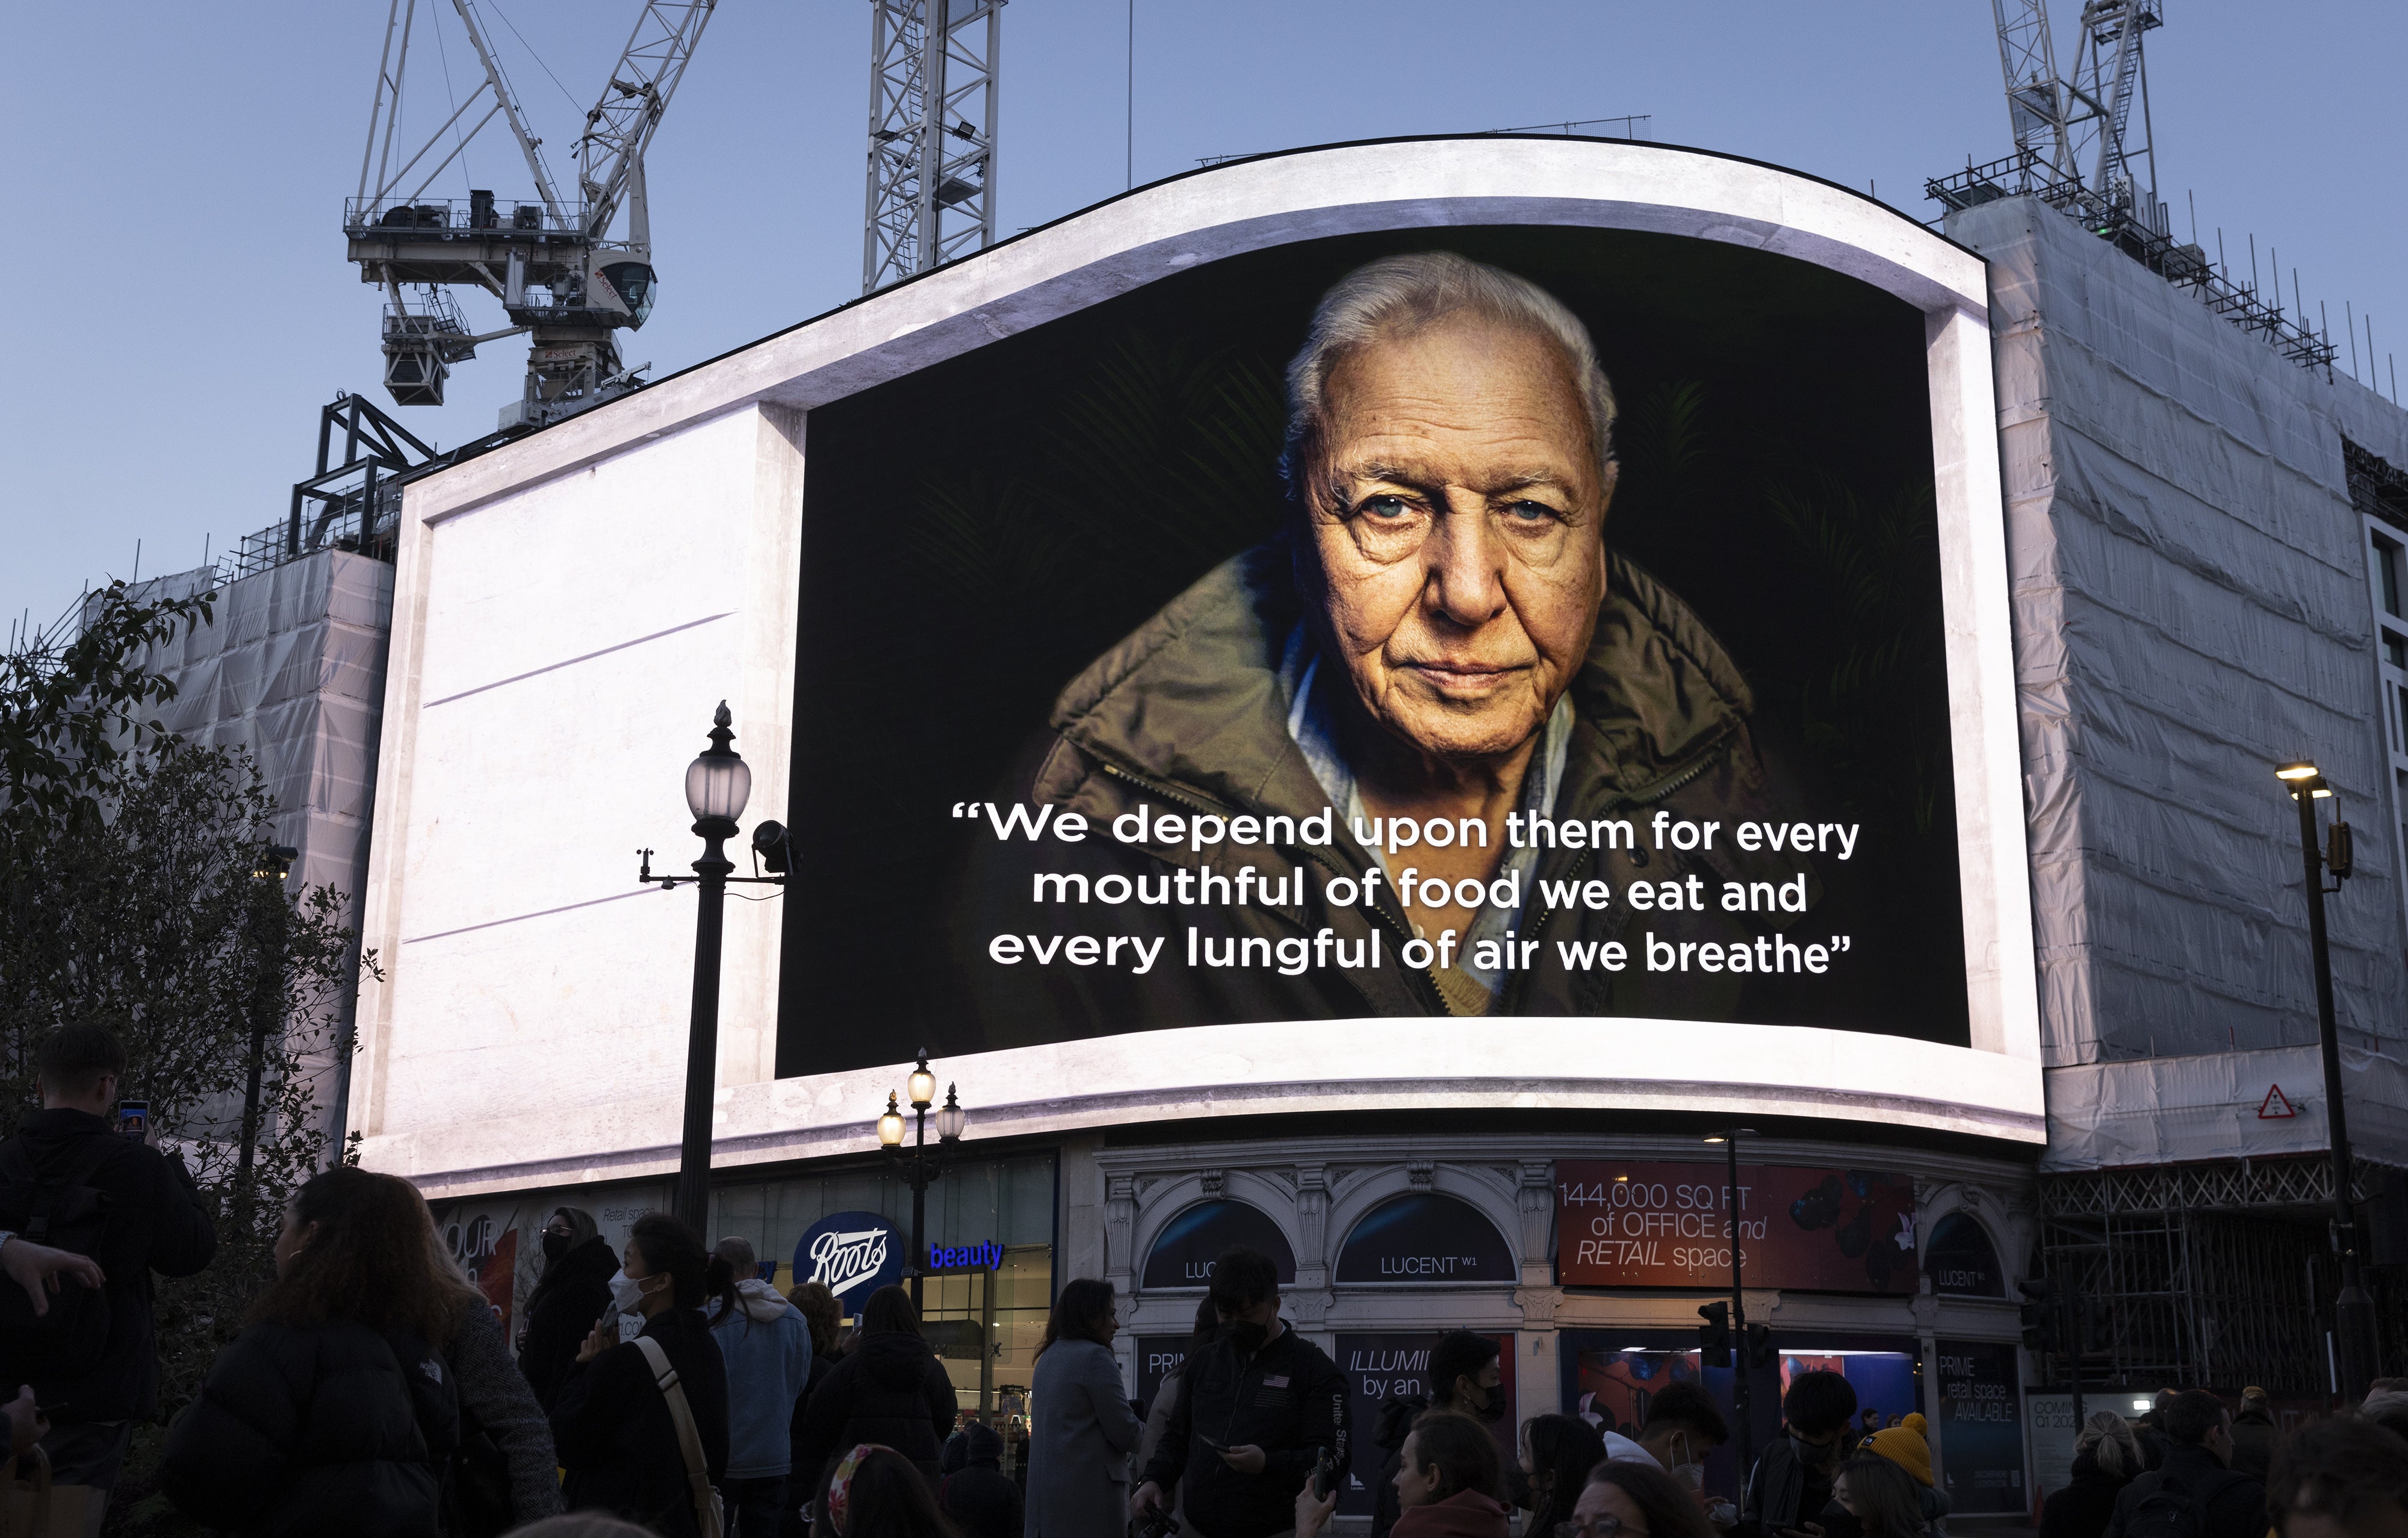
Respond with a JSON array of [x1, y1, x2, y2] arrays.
[[1554, 1161, 1917, 1292]]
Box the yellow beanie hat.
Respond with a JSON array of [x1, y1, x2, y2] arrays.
[[1902, 1413, 1928, 1438], [1867, 1424, 1934, 1487]]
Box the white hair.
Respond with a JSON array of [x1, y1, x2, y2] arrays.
[[1281, 251, 1619, 498]]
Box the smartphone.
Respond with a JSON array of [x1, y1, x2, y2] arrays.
[[114, 1100, 149, 1143], [1202, 1437, 1229, 1453], [1310, 1449, 1335, 1499]]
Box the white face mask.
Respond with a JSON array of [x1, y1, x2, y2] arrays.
[[610, 1271, 659, 1315]]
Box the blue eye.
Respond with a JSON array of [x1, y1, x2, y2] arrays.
[[1506, 500, 1556, 521], [1361, 495, 1413, 519]]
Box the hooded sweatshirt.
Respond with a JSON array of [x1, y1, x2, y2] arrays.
[[795, 1329, 959, 1487], [709, 1279, 814, 1480]]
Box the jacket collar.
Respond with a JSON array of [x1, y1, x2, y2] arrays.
[[1042, 539, 1752, 830]]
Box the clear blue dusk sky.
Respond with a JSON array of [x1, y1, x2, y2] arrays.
[[5, 1, 2401, 636]]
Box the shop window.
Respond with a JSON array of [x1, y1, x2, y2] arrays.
[[1334, 1192, 1513, 1284], [1924, 1211, 2006, 1297], [1140, 1198, 1297, 1290]]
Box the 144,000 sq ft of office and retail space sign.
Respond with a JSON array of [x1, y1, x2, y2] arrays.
[[1555, 1162, 1918, 1294]]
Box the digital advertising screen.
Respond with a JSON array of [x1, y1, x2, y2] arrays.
[[783, 217, 1976, 1073]]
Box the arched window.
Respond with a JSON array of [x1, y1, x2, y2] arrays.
[[1140, 1199, 1297, 1289], [1925, 1211, 2005, 1297], [1335, 1193, 1513, 1284]]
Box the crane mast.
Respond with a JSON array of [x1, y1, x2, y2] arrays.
[[1979, 0, 2162, 230], [344, 0, 715, 429], [864, 0, 1005, 294]]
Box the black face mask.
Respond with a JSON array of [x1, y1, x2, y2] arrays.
[[1468, 1380, 1507, 1423], [542, 1232, 570, 1264], [1223, 1318, 1270, 1354]]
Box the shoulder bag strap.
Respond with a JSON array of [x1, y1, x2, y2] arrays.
[[631, 1336, 721, 1538]]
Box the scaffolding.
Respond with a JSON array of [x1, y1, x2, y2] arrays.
[[2034, 1158, 2406, 1398]]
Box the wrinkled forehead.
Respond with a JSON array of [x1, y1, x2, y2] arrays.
[[1315, 316, 1604, 483]]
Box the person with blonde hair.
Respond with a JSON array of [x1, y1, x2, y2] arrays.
[[2040, 1410, 2142, 1538]]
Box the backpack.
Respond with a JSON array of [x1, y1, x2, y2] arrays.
[[0, 1136, 122, 1378], [2120, 1466, 2253, 1538]]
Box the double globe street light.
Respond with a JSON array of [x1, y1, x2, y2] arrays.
[[878, 1049, 967, 1306], [638, 702, 790, 1229]]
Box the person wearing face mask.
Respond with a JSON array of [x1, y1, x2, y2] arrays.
[[1132, 1247, 1348, 1538], [1520, 1414, 1609, 1538], [1372, 1333, 1519, 1538], [1635, 1384, 1732, 1527], [551, 1213, 731, 1538], [1744, 1370, 1859, 1538], [520, 1206, 621, 1411]]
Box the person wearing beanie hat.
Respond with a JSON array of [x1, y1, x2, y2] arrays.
[[1867, 1425, 1932, 1488], [1901, 1413, 1927, 1440], [1864, 1420, 1949, 1532]]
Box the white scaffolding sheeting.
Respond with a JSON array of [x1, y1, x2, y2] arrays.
[[1951, 196, 2408, 1168], [130, 551, 394, 1142]]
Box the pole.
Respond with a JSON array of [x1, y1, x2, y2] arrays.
[[909, 1100, 929, 1307], [234, 870, 289, 1239], [1727, 1134, 1753, 1503], [672, 822, 733, 1230], [2297, 781, 2372, 1399]]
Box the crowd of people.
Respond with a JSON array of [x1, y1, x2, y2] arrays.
[[7, 1026, 2408, 1538]]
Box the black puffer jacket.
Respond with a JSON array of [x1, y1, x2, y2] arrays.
[[519, 1235, 619, 1410], [159, 1318, 457, 1538], [796, 1330, 957, 1486], [0, 1108, 216, 1422], [553, 1307, 731, 1538]]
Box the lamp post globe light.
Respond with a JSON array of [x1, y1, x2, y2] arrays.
[[878, 1049, 967, 1306], [635, 702, 790, 1231], [2276, 757, 2371, 1398]]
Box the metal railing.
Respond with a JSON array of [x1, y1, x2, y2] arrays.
[[343, 194, 589, 235], [1928, 150, 2338, 372]]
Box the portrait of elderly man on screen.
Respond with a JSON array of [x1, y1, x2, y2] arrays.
[[960, 252, 1823, 1039]]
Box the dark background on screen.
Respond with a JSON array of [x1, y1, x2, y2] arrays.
[[779, 222, 1968, 1076]]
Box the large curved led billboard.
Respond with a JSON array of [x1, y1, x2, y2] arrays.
[[772, 141, 2040, 1140]]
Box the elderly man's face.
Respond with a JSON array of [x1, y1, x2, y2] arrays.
[[1305, 316, 1610, 765]]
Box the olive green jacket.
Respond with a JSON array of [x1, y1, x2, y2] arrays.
[[955, 540, 1822, 1046]]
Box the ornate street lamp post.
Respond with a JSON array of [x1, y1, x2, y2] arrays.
[[638, 702, 788, 1230], [879, 1048, 967, 1305]]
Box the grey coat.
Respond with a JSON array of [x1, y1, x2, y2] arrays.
[[450, 1304, 565, 1525], [1026, 1340, 1144, 1538]]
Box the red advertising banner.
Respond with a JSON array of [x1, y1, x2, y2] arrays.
[[1556, 1162, 1916, 1293]]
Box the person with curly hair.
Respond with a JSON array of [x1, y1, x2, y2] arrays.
[[2268, 1416, 2408, 1538]]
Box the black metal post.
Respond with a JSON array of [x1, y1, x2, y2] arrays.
[[909, 1100, 930, 1307], [2297, 779, 2372, 1399], [1726, 1133, 1753, 1502], [235, 852, 292, 1239], [672, 816, 734, 1232]]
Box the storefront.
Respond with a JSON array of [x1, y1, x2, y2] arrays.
[[1087, 1132, 2031, 1515], [434, 1147, 1058, 1427]]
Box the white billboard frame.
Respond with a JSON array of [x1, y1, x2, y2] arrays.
[[354, 137, 2041, 1200]]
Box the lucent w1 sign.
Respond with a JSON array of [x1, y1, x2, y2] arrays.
[[1555, 1161, 1917, 1293]]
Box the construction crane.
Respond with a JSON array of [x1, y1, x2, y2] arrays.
[[1981, 0, 2164, 230], [863, 0, 1005, 294], [343, 1, 715, 430]]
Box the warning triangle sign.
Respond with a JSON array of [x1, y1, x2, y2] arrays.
[[2258, 1084, 2297, 1120]]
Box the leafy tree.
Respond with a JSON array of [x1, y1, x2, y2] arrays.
[[2, 586, 371, 1534]]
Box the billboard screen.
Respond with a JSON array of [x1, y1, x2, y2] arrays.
[[1555, 1160, 1917, 1292], [781, 219, 1975, 1073]]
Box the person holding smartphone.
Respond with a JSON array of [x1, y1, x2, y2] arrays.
[[1743, 1371, 1860, 1538], [1131, 1247, 1347, 1538]]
